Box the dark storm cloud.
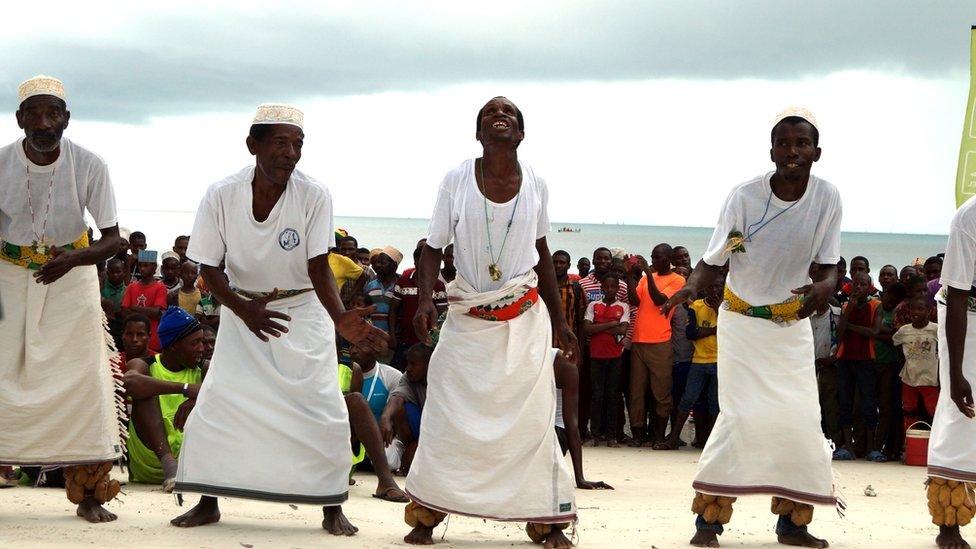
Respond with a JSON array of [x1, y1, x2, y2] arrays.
[[2, 0, 973, 122]]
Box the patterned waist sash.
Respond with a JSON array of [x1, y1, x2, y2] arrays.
[[936, 286, 976, 313], [234, 288, 314, 301], [467, 286, 539, 322], [723, 286, 803, 325], [0, 233, 90, 270]]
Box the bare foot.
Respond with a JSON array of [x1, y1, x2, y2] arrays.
[[777, 530, 828, 548], [76, 497, 117, 523], [322, 505, 358, 536], [372, 483, 409, 503], [606, 439, 620, 448], [543, 528, 574, 548], [170, 496, 220, 527], [160, 454, 178, 493], [404, 525, 435, 545], [690, 529, 720, 547], [937, 525, 972, 549]]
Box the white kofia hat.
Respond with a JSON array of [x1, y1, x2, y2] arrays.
[[773, 107, 818, 131], [252, 103, 304, 129], [18, 75, 66, 103]]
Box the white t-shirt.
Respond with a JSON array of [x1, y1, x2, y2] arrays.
[[893, 322, 940, 387], [187, 166, 334, 292], [701, 172, 842, 305], [0, 138, 117, 246], [940, 194, 976, 292], [426, 159, 550, 293]]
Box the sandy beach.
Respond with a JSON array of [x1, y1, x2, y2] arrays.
[[1, 446, 939, 548]]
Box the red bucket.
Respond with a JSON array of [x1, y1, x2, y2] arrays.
[[904, 421, 932, 467]]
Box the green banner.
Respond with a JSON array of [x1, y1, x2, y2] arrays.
[[956, 26, 976, 208]]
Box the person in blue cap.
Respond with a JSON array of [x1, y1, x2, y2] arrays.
[[123, 307, 206, 492]]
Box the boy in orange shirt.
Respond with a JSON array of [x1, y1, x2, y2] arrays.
[[626, 243, 686, 447]]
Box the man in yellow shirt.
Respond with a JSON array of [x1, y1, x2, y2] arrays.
[[330, 248, 366, 306]]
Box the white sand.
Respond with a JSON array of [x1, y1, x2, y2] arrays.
[[1, 448, 940, 548]]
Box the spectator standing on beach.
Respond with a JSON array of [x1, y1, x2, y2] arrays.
[[835, 272, 883, 461], [439, 244, 456, 284], [671, 245, 692, 270], [127, 230, 147, 280], [627, 244, 685, 448], [168, 260, 201, 315], [102, 257, 128, 348], [878, 264, 899, 294], [810, 268, 840, 445], [553, 249, 585, 348], [873, 282, 907, 460], [577, 257, 590, 278], [896, 274, 935, 329], [924, 255, 944, 306], [335, 234, 368, 306], [582, 273, 629, 447], [893, 297, 940, 430], [834, 256, 850, 305], [172, 235, 189, 263], [159, 252, 182, 291]]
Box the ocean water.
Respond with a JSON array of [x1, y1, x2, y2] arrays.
[[122, 210, 948, 275]]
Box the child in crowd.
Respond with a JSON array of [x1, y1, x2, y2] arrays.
[[872, 282, 907, 460], [811, 266, 840, 444], [582, 274, 630, 447], [835, 272, 882, 461], [159, 252, 182, 290], [660, 277, 724, 450], [893, 297, 940, 431], [101, 257, 128, 349], [168, 261, 201, 315], [380, 343, 431, 475], [895, 274, 935, 329], [122, 250, 168, 354], [878, 264, 899, 294]]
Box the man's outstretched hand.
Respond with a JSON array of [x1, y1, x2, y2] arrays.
[[792, 280, 832, 319], [336, 305, 389, 354], [237, 289, 291, 342], [661, 286, 695, 316], [413, 298, 439, 346]]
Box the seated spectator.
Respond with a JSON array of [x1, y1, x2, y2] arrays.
[[120, 314, 152, 368], [159, 252, 182, 291], [124, 307, 206, 491], [660, 277, 724, 450], [122, 250, 168, 354], [893, 297, 940, 432], [553, 351, 613, 490], [365, 246, 402, 363], [168, 261, 201, 315], [380, 344, 431, 475], [101, 257, 127, 349], [340, 351, 409, 503], [582, 274, 629, 447], [200, 324, 216, 361]]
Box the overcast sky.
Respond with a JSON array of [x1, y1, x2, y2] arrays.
[[2, 0, 974, 235]]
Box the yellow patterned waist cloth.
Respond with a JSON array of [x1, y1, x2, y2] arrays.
[[0, 233, 89, 270], [723, 286, 804, 325]]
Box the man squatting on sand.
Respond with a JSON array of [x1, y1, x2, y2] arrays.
[[662, 108, 842, 548], [0, 75, 125, 523], [403, 96, 579, 547], [926, 193, 976, 549], [170, 103, 389, 533]]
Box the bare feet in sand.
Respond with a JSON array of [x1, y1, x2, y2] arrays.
[[322, 505, 358, 536], [690, 530, 720, 547], [76, 497, 117, 523], [777, 530, 828, 548], [937, 525, 972, 549], [405, 525, 435, 545], [542, 528, 574, 548], [160, 454, 178, 493], [170, 496, 220, 527]]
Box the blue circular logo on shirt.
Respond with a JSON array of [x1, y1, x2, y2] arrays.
[[278, 228, 300, 251]]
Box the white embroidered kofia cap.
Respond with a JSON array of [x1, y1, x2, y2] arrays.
[[252, 103, 304, 129], [18, 75, 66, 103], [773, 107, 818, 131]]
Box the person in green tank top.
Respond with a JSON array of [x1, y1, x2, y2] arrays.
[[124, 307, 207, 492], [873, 283, 907, 460]]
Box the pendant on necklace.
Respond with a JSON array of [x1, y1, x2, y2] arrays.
[[488, 263, 502, 281]]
